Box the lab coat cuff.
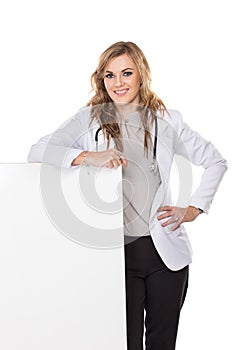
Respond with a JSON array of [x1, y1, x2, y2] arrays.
[[189, 200, 209, 214], [63, 149, 85, 168]]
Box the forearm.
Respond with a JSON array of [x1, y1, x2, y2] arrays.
[[71, 151, 90, 166], [27, 133, 85, 168], [72, 149, 128, 168], [27, 112, 86, 168], [174, 112, 228, 213], [189, 160, 228, 213]]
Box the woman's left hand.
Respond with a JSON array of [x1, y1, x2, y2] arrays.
[[157, 205, 201, 231]]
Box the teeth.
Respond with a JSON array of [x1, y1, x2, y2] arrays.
[[115, 89, 128, 95]]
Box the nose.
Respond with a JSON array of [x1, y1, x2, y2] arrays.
[[114, 74, 124, 87]]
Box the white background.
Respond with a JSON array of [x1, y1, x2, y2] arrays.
[[0, 0, 232, 348]]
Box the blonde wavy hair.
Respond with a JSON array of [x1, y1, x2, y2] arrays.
[[87, 41, 167, 156]]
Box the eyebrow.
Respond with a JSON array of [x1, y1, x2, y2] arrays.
[[105, 68, 134, 73]]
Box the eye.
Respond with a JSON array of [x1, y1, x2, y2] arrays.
[[123, 71, 133, 77], [105, 73, 114, 79]]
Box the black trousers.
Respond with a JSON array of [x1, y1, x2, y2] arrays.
[[124, 235, 189, 350]]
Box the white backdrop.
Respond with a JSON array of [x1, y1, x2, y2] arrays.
[[0, 0, 232, 348]]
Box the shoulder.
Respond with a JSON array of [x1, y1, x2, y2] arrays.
[[164, 109, 183, 127], [72, 106, 92, 123], [157, 109, 185, 137], [67, 106, 99, 129], [55, 106, 99, 140]]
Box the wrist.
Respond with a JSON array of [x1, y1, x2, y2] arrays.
[[189, 205, 203, 214], [72, 151, 90, 166], [82, 151, 90, 165]]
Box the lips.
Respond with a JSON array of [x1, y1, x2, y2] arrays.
[[114, 89, 129, 96]]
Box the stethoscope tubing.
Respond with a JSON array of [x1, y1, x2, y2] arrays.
[[94, 118, 157, 159]]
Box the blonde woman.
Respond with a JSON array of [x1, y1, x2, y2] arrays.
[[28, 41, 227, 350]]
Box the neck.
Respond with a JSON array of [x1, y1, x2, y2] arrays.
[[115, 103, 139, 120]]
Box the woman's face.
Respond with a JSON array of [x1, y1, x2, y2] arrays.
[[103, 54, 141, 106]]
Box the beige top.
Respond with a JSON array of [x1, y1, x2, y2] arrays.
[[121, 112, 161, 237]]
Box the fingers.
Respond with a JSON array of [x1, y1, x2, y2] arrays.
[[157, 206, 186, 232], [116, 151, 128, 167], [106, 158, 122, 168], [157, 206, 174, 220], [157, 206, 174, 212], [159, 215, 181, 227], [105, 149, 128, 168], [120, 156, 128, 167], [85, 148, 125, 169]]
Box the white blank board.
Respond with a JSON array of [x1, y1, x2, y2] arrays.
[[0, 164, 127, 350]]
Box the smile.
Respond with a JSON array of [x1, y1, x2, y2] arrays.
[[114, 89, 129, 96]]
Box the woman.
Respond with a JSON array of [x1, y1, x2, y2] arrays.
[[28, 41, 227, 350]]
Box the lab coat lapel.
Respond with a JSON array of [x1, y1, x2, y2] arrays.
[[149, 117, 174, 222]]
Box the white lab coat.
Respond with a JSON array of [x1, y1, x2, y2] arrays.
[[27, 107, 228, 270]]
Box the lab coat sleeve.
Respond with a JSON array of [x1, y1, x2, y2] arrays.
[[27, 113, 87, 168], [173, 110, 228, 213]]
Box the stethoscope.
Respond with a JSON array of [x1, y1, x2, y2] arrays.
[[94, 117, 158, 173]]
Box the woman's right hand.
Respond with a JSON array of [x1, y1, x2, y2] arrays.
[[72, 149, 128, 168]]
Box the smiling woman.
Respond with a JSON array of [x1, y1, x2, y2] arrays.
[[27, 41, 228, 350], [87, 41, 166, 156], [103, 54, 141, 106]]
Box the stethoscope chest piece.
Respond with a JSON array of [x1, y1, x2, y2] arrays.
[[149, 159, 158, 174]]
